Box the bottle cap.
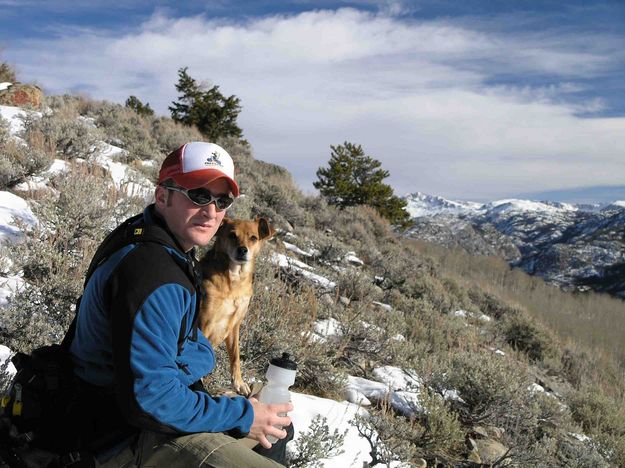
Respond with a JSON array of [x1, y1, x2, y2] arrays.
[[270, 352, 297, 370]]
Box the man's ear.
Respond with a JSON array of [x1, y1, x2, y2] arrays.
[[154, 185, 168, 208], [257, 218, 276, 240]]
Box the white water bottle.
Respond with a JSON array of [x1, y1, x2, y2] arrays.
[[258, 352, 297, 443]]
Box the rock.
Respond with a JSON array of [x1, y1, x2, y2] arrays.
[[344, 387, 371, 406], [467, 447, 481, 464], [371, 301, 392, 312], [472, 426, 489, 439], [476, 438, 508, 464], [319, 293, 335, 307], [415, 459, 427, 468], [0, 83, 44, 108], [466, 437, 478, 451], [488, 426, 505, 439], [339, 296, 350, 306]]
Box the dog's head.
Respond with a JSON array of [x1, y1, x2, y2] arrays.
[[215, 217, 276, 264]]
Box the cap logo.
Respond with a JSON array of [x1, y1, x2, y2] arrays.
[[205, 151, 223, 167]]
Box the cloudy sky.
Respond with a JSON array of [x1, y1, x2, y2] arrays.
[[1, 0, 624, 202]]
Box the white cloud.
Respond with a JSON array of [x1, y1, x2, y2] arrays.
[[7, 8, 625, 199]]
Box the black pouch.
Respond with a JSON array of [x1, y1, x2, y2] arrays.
[[1, 344, 78, 453]]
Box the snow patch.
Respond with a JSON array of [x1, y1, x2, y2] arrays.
[[0, 274, 24, 308], [290, 392, 372, 467], [13, 159, 71, 192], [568, 432, 591, 443], [0, 105, 27, 134], [270, 252, 336, 290], [373, 366, 422, 391], [93, 143, 154, 198], [371, 301, 392, 312], [0, 345, 16, 377], [345, 375, 422, 416], [0, 191, 39, 243], [314, 318, 343, 337], [344, 252, 364, 266], [282, 241, 314, 257]]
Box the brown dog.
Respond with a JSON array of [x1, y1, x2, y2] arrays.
[[198, 217, 275, 395]]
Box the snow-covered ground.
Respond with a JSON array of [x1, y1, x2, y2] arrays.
[[0, 104, 28, 134], [0, 190, 38, 243]]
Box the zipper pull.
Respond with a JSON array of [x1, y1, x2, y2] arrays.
[[12, 383, 23, 416]]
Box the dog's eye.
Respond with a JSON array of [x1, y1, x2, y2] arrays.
[[250, 236, 258, 242], [228, 232, 237, 240]]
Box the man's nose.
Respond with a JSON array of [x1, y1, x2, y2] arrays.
[[201, 202, 218, 217]]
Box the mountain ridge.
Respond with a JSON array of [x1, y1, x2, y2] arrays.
[[404, 192, 625, 297]]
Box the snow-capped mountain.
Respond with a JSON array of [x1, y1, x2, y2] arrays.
[[404, 192, 483, 218], [404, 192, 625, 297]]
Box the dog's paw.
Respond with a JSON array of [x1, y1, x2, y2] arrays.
[[233, 380, 252, 397]]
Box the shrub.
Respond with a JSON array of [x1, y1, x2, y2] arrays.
[[468, 288, 523, 320], [151, 117, 204, 154], [352, 403, 415, 466], [353, 391, 464, 463], [335, 270, 381, 304], [0, 137, 52, 189], [318, 204, 394, 256], [569, 388, 624, 436], [0, 115, 10, 144], [125, 96, 154, 117], [406, 390, 466, 460], [434, 351, 530, 426], [86, 100, 163, 162], [0, 59, 17, 82], [502, 312, 557, 362], [398, 297, 460, 356], [20, 109, 101, 160], [569, 388, 625, 465], [254, 182, 312, 229], [287, 415, 346, 468], [0, 165, 136, 351]]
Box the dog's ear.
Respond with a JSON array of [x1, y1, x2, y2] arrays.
[[257, 218, 276, 241]]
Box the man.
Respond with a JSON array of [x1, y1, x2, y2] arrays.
[[69, 142, 293, 467]]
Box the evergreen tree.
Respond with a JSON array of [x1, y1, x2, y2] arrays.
[[169, 67, 243, 140], [125, 95, 154, 117], [314, 142, 410, 225]]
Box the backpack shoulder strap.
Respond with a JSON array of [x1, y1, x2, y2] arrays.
[[61, 213, 190, 351]]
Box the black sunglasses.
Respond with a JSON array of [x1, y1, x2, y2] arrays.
[[161, 184, 235, 211]]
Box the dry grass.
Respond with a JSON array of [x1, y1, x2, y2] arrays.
[[412, 240, 625, 370]]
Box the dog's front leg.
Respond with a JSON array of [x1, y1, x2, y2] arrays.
[[225, 323, 250, 396]]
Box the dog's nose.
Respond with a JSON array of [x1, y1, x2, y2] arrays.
[[237, 246, 248, 256]]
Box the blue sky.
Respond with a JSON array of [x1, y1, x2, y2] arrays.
[[1, 0, 624, 202]]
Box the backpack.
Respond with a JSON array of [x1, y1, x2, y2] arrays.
[[0, 345, 77, 458], [0, 212, 195, 466]]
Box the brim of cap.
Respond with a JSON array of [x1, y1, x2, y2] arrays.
[[170, 169, 240, 197]]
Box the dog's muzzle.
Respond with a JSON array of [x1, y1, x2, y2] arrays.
[[235, 246, 249, 262]]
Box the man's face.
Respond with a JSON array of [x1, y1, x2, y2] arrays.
[[155, 178, 231, 251]]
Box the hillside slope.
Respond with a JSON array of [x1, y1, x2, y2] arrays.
[[1, 98, 625, 466]]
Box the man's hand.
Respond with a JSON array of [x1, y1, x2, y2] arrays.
[[248, 397, 293, 449]]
